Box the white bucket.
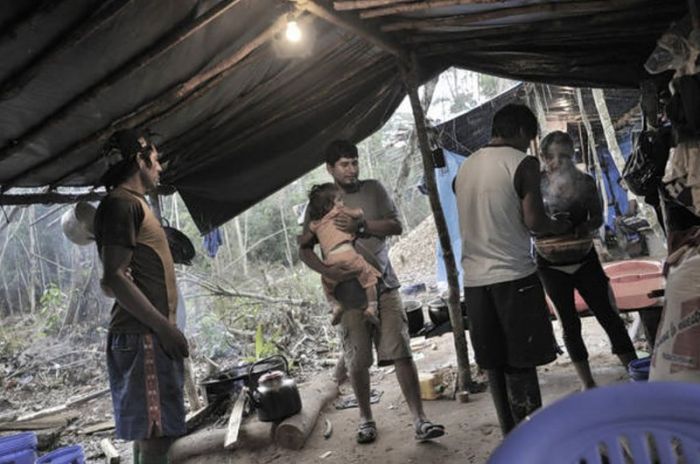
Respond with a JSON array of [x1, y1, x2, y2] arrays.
[[61, 202, 96, 246]]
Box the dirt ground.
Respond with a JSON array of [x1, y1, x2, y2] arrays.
[[184, 316, 644, 464]]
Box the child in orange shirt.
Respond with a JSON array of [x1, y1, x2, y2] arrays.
[[301, 183, 381, 326]]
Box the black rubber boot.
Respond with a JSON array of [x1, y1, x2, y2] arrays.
[[487, 368, 516, 435], [504, 366, 542, 425], [573, 360, 597, 390]]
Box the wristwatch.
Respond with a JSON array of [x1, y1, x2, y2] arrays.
[[357, 219, 367, 237]]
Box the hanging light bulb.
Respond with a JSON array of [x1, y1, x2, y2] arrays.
[[285, 19, 302, 43]]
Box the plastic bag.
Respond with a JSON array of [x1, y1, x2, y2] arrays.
[[645, 32, 690, 75]]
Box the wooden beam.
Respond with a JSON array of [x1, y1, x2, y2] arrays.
[[334, 0, 416, 10], [223, 387, 248, 449], [0, 191, 106, 206], [297, 0, 407, 59], [381, 0, 649, 31], [400, 54, 472, 392], [0, 0, 244, 166], [400, 1, 677, 44], [2, 11, 289, 191], [0, 0, 133, 99], [360, 0, 505, 19]]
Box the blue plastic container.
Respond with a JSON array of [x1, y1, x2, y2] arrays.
[[628, 356, 651, 382], [37, 445, 85, 464], [0, 432, 38, 464]]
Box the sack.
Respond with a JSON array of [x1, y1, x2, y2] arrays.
[[650, 246, 700, 383]]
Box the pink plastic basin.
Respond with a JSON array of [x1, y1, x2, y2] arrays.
[[547, 259, 665, 316]]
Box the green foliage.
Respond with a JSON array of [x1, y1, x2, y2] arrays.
[[254, 323, 278, 359], [0, 324, 30, 358], [39, 283, 66, 335]]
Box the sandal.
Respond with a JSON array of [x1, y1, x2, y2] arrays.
[[356, 420, 377, 444], [415, 420, 445, 441]]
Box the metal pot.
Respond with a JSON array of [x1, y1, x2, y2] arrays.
[[404, 300, 424, 336], [200, 365, 248, 403], [428, 298, 450, 325], [428, 298, 469, 329], [248, 355, 301, 422], [534, 234, 593, 264], [199, 356, 287, 403]]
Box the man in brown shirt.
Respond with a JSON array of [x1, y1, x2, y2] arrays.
[[94, 129, 188, 464]]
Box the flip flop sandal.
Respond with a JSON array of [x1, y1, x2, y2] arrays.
[[415, 420, 445, 441], [356, 420, 377, 444]]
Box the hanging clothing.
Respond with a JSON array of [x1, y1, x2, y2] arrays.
[[203, 227, 223, 258]]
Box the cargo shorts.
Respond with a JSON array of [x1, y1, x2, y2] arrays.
[[338, 288, 413, 371]]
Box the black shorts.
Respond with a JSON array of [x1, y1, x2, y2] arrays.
[[464, 273, 557, 369]]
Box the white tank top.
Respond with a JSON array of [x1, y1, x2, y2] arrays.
[[455, 146, 536, 287]]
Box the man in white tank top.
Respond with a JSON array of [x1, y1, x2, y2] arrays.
[[454, 104, 570, 435]]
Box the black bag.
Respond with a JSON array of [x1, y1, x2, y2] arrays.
[[162, 219, 195, 265], [621, 122, 671, 197]]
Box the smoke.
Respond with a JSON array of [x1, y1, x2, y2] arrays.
[[542, 166, 588, 218]]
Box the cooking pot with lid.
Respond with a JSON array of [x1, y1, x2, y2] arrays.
[[248, 355, 301, 422]]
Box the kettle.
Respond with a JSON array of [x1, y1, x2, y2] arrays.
[[248, 355, 301, 422]]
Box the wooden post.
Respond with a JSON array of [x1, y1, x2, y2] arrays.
[[401, 55, 472, 393]]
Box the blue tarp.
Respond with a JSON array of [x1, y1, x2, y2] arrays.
[[596, 131, 633, 234], [435, 149, 466, 285]]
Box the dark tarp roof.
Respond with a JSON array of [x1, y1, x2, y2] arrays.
[[0, 0, 688, 232]]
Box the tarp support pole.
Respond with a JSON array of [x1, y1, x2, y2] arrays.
[[401, 54, 473, 394], [0, 191, 105, 206]]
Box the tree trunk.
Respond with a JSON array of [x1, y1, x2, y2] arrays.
[[402, 56, 472, 392], [576, 88, 609, 223], [278, 195, 293, 269], [61, 246, 83, 329], [27, 207, 37, 313]]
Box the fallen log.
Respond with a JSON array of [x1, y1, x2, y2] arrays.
[[168, 420, 273, 463], [275, 379, 338, 450], [0, 412, 76, 431], [80, 420, 115, 435], [8, 387, 110, 425]]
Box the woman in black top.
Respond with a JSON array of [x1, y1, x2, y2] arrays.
[[536, 131, 637, 389]]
